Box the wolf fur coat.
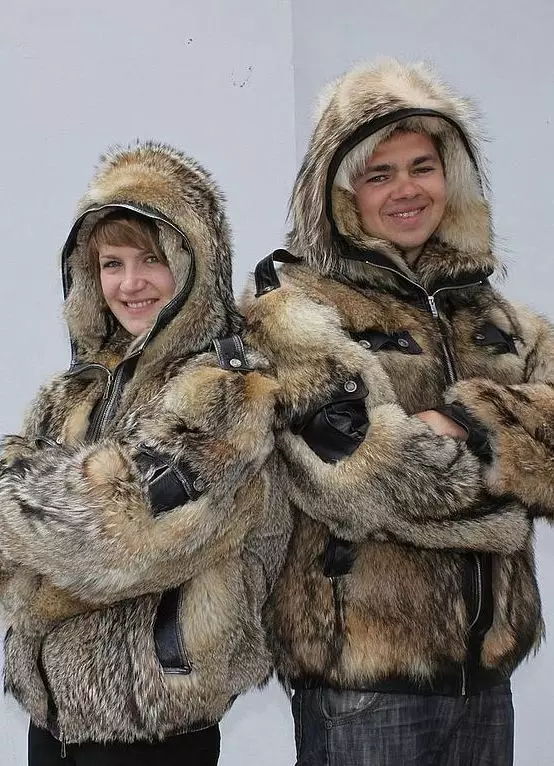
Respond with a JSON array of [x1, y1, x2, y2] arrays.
[[242, 60, 550, 695], [0, 143, 289, 744]]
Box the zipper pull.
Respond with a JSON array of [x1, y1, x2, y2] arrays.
[[60, 734, 67, 758], [461, 665, 467, 697], [427, 295, 439, 318], [102, 370, 113, 400]]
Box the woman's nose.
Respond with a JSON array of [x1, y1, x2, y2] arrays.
[[120, 268, 147, 292]]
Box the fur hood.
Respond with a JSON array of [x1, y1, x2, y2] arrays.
[[62, 142, 242, 364], [288, 59, 500, 288]]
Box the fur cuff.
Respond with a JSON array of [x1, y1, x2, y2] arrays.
[[446, 379, 554, 513]]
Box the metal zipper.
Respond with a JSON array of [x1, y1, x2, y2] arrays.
[[359, 261, 487, 697], [356, 263, 482, 380], [60, 735, 67, 758], [426, 294, 457, 385], [85, 352, 141, 442], [86, 367, 118, 442]]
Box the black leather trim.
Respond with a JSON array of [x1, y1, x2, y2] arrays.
[[36, 640, 60, 737], [154, 588, 192, 675], [436, 403, 493, 464], [254, 249, 300, 297], [135, 448, 206, 516], [322, 536, 357, 577], [213, 334, 251, 371], [351, 329, 422, 355], [475, 322, 518, 355], [291, 376, 369, 463], [34, 436, 62, 449]]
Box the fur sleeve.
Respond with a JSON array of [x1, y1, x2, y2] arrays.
[[280, 408, 502, 542], [0, 363, 278, 602], [447, 307, 554, 516], [0, 382, 59, 606], [371, 500, 530, 553], [243, 279, 492, 545]]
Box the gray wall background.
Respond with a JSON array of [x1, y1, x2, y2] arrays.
[[1, 1, 552, 763]]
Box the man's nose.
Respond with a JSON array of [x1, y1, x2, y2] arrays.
[[391, 175, 419, 198]]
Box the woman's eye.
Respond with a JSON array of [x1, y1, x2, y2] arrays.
[[145, 254, 160, 264], [100, 260, 120, 270], [367, 174, 388, 184]]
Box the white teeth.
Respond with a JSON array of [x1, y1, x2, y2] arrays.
[[391, 209, 422, 219], [126, 299, 157, 309]]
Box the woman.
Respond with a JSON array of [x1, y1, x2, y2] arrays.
[[0, 142, 286, 765]]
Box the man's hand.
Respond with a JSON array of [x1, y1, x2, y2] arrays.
[[415, 410, 469, 440]]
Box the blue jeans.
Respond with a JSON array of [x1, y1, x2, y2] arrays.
[[292, 682, 513, 765]]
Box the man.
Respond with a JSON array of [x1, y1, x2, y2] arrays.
[[242, 59, 552, 765]]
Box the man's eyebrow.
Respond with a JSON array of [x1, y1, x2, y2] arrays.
[[412, 154, 439, 166], [364, 162, 395, 174], [365, 154, 439, 173]]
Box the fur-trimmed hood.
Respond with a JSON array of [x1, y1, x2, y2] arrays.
[[62, 142, 241, 365], [288, 59, 501, 290]]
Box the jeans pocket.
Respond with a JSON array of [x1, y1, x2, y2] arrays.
[[318, 688, 382, 723]]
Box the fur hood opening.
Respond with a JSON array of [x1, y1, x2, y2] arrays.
[[62, 142, 242, 365], [287, 59, 501, 289]]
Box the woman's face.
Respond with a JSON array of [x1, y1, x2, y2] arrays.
[[98, 244, 176, 336]]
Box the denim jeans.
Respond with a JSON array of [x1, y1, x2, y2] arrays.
[[292, 682, 513, 765]]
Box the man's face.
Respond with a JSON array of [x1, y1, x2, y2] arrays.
[[352, 131, 446, 263]]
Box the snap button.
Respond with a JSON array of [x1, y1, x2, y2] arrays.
[[475, 333, 485, 341], [344, 380, 358, 393], [193, 478, 206, 493], [262, 285, 274, 293], [229, 358, 242, 368], [397, 338, 410, 349], [358, 339, 372, 349]]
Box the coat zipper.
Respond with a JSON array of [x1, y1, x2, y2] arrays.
[[426, 294, 457, 386], [78, 351, 142, 442], [360, 262, 487, 696]]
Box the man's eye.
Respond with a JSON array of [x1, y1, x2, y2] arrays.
[[414, 166, 434, 175]]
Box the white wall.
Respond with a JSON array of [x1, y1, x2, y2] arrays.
[[0, 1, 296, 764], [291, 1, 554, 764], [2, 1, 553, 764]]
